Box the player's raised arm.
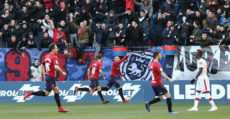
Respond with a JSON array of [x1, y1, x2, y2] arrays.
[[160, 72, 174, 83]]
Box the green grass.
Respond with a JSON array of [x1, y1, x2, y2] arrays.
[[0, 103, 229, 119]]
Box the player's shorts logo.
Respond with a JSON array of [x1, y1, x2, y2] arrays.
[[121, 51, 153, 81]]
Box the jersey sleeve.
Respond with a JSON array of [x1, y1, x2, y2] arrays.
[[198, 60, 204, 68], [159, 64, 163, 72]]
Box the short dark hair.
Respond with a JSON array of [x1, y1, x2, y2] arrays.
[[97, 54, 102, 60], [48, 43, 56, 52], [153, 51, 161, 59], [34, 58, 39, 62], [114, 55, 119, 58], [197, 49, 203, 57], [202, 32, 207, 35], [220, 25, 224, 27]]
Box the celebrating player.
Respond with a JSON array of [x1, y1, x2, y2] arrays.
[[145, 51, 178, 114], [91, 53, 131, 103], [74, 54, 110, 104], [188, 49, 218, 111], [24, 43, 69, 113]]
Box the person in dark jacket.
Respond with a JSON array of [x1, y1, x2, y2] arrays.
[[8, 35, 18, 50], [16, 34, 27, 56], [94, 23, 108, 59], [162, 24, 179, 46], [160, 0, 175, 15], [126, 21, 146, 51], [37, 32, 54, 50], [27, 32, 37, 48], [0, 24, 12, 47], [191, 10, 205, 29], [204, 11, 219, 32], [22, 21, 31, 38], [138, 10, 149, 50], [121, 8, 138, 25], [178, 0, 190, 12], [218, 25, 229, 42], [107, 22, 127, 46], [29, 1, 43, 35], [74, 7, 92, 25], [80, 0, 99, 16], [56, 2, 67, 23], [95, 3, 107, 23], [195, 32, 213, 46], [96, 10, 127, 31], [12, 23, 23, 41], [107, 0, 120, 14], [60, 20, 70, 45], [178, 19, 191, 45], [12, 6, 32, 23], [153, 12, 165, 46]]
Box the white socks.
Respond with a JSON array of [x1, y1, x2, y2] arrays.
[[205, 93, 216, 107], [194, 92, 201, 108]]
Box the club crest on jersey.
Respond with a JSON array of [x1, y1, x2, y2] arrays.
[[120, 51, 153, 81]]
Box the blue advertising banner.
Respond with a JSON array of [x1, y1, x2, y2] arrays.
[[0, 47, 166, 81], [0, 81, 229, 103], [144, 80, 230, 103], [0, 81, 143, 103]]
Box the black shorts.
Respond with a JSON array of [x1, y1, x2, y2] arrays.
[[152, 84, 168, 96]]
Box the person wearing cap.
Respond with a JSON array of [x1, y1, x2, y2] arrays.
[[70, 15, 93, 63], [121, 8, 138, 25], [22, 21, 32, 37], [27, 32, 37, 48], [96, 10, 127, 31], [16, 34, 27, 57], [49, 21, 67, 50]]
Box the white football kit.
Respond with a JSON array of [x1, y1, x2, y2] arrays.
[[196, 58, 210, 93]]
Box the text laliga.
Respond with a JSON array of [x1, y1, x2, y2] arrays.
[[163, 84, 230, 99]]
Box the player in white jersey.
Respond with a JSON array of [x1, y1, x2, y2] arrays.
[[188, 49, 218, 112]]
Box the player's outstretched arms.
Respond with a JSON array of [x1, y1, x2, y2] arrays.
[[161, 72, 174, 83]]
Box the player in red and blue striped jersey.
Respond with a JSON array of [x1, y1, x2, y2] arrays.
[[74, 54, 110, 104], [91, 53, 130, 103]]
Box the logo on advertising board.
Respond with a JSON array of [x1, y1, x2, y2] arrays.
[[92, 83, 141, 102], [63, 84, 88, 102]]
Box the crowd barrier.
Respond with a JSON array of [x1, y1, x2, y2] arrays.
[[0, 80, 229, 103]]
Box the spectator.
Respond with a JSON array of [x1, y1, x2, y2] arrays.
[[203, 11, 219, 33], [30, 1, 43, 35], [178, 0, 190, 13], [27, 32, 37, 48], [107, 22, 127, 46], [12, 6, 31, 23], [22, 21, 32, 38], [37, 31, 54, 51], [42, 15, 54, 38], [190, 21, 202, 44], [95, 3, 107, 23], [96, 10, 127, 31], [132, 0, 153, 19], [43, 0, 56, 9], [178, 19, 191, 45], [57, 2, 67, 23], [94, 23, 108, 60], [153, 11, 165, 46], [161, 0, 175, 15], [121, 8, 138, 25], [195, 32, 213, 46], [162, 25, 179, 46], [12, 23, 23, 41], [191, 10, 205, 29], [8, 35, 18, 50], [60, 20, 71, 45], [220, 16, 230, 26], [16, 34, 27, 57], [220, 27, 230, 46], [80, 0, 99, 16], [0, 24, 12, 47], [200, 0, 211, 15], [126, 21, 146, 50], [215, 8, 223, 21], [42, 7, 55, 19], [49, 21, 67, 50], [70, 16, 93, 63], [176, 10, 187, 25], [74, 7, 92, 25], [218, 25, 229, 43], [138, 10, 149, 49], [27, 59, 42, 81], [68, 13, 79, 47], [123, 0, 135, 12], [107, 0, 120, 14], [210, 24, 221, 38]]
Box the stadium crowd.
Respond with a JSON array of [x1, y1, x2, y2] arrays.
[[0, 0, 230, 60]]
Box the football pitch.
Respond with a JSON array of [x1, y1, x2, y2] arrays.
[[0, 103, 229, 119]]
